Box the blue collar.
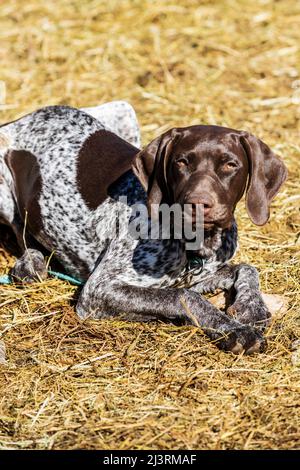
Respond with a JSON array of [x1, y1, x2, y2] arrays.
[[186, 256, 205, 276]]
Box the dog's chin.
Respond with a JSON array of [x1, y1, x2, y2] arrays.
[[203, 222, 216, 231], [191, 218, 233, 231]]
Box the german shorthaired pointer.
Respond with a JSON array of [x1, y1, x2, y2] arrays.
[[0, 102, 287, 354]]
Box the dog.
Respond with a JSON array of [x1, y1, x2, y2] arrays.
[[0, 102, 287, 354]]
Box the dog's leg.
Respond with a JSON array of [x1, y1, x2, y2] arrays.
[[191, 263, 270, 330], [226, 264, 271, 330], [1, 209, 48, 284], [0, 171, 15, 227], [0, 198, 48, 284], [10, 248, 47, 283], [0, 151, 48, 283], [76, 272, 266, 354]]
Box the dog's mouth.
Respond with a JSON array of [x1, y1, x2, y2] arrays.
[[203, 217, 233, 230], [185, 205, 231, 230]]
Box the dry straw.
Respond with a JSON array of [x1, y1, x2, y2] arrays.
[[0, 0, 299, 450]]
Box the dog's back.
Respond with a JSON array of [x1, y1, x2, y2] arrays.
[[0, 105, 141, 278]]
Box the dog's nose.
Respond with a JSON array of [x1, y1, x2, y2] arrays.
[[187, 193, 214, 216]]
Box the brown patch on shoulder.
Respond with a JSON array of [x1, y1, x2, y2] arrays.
[[77, 129, 139, 210], [5, 149, 43, 235]]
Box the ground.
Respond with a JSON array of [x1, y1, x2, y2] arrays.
[[0, 0, 299, 450]]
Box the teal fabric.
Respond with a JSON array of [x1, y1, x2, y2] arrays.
[[0, 258, 203, 286], [0, 271, 84, 286], [48, 270, 84, 285], [0, 274, 11, 284]]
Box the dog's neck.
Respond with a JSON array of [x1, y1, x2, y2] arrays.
[[185, 226, 222, 259], [185, 221, 237, 264]]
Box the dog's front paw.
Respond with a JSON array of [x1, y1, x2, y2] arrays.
[[227, 296, 271, 331], [10, 249, 47, 283], [215, 324, 267, 355]]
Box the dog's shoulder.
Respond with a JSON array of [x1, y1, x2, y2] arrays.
[[77, 129, 140, 210]]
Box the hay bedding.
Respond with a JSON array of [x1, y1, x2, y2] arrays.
[[0, 0, 299, 450]]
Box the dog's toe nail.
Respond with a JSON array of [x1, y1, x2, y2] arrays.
[[245, 339, 263, 355], [231, 342, 244, 354]]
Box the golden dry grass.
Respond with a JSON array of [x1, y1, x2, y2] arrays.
[[0, 0, 299, 450]]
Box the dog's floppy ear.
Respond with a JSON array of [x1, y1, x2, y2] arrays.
[[240, 132, 288, 225], [132, 128, 180, 217]]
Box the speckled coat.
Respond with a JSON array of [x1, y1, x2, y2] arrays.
[[0, 102, 286, 354]]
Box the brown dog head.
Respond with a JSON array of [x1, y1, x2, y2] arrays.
[[132, 125, 287, 229]]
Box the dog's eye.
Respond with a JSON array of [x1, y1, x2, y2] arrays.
[[176, 158, 188, 168], [222, 161, 238, 171]]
